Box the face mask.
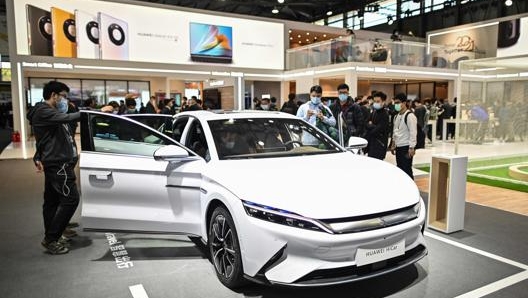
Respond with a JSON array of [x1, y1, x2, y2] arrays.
[[373, 102, 382, 110], [261, 104, 269, 110], [57, 97, 68, 114], [338, 94, 348, 102], [394, 103, 401, 112], [225, 141, 235, 149], [311, 97, 321, 105]]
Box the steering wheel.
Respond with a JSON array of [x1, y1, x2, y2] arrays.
[[283, 140, 303, 149]]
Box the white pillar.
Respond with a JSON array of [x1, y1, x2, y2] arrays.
[[11, 62, 30, 158], [295, 76, 318, 94], [345, 71, 358, 97], [233, 76, 244, 110]]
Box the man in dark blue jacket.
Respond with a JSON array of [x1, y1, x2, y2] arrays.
[[27, 81, 82, 254], [366, 92, 390, 160], [329, 83, 365, 145]]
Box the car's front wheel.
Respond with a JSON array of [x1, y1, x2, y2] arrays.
[[208, 206, 245, 289]]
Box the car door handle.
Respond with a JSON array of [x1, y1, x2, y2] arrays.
[[89, 171, 112, 181]]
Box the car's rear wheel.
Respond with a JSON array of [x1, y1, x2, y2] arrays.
[[208, 206, 245, 289]]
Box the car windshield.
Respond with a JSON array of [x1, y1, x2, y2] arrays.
[[208, 117, 343, 160]]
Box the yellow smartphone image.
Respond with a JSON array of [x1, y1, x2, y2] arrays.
[[51, 7, 76, 58]]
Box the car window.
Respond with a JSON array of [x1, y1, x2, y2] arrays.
[[208, 118, 342, 160], [89, 114, 172, 156], [185, 120, 209, 161], [172, 117, 189, 142], [124, 115, 173, 137]]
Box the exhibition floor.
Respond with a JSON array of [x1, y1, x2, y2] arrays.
[[0, 159, 527, 298]]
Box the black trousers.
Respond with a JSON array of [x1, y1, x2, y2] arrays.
[[395, 146, 414, 179], [43, 161, 79, 242]]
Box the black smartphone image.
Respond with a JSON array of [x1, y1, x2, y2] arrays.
[[497, 19, 520, 48], [26, 4, 53, 56]]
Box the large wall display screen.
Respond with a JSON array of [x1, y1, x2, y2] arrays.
[[12, 0, 284, 70]]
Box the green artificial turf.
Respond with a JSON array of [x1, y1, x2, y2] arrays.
[[466, 175, 528, 193], [471, 166, 516, 180], [415, 155, 528, 193]]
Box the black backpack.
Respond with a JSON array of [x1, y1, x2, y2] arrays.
[[404, 111, 426, 149]]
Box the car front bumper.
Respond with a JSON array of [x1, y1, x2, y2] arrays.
[[235, 199, 427, 286]]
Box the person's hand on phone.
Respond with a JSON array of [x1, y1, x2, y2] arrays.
[[307, 109, 315, 117]]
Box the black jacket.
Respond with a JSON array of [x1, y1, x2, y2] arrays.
[[366, 108, 389, 156], [27, 102, 80, 164], [329, 99, 366, 138]]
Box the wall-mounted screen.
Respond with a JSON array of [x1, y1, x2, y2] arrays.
[[190, 23, 232, 63]]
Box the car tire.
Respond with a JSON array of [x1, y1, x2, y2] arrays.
[[208, 206, 245, 289]]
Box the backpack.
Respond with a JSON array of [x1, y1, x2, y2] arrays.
[[404, 111, 426, 149]]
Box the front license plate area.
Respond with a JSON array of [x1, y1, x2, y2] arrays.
[[356, 239, 405, 267]]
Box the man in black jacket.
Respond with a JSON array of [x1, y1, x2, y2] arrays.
[[329, 83, 365, 145], [366, 92, 389, 160], [27, 81, 82, 254]]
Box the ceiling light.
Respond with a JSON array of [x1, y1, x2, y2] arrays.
[[272, 7, 279, 14], [289, 37, 293, 40], [314, 36, 318, 40], [306, 39, 309, 42], [327, 11, 333, 16], [278, 0, 285, 3], [299, 41, 302, 44], [297, 34, 301, 38], [323, 34, 327, 37], [288, 29, 292, 33], [306, 32, 310, 35], [505, 0, 513, 6]]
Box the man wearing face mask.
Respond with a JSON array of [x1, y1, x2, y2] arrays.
[[296, 85, 336, 145], [365, 92, 389, 160], [389, 93, 417, 179], [26, 81, 81, 255], [329, 83, 365, 146]]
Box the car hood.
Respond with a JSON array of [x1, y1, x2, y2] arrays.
[[204, 152, 420, 219]]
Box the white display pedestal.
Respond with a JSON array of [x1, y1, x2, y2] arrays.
[[427, 154, 468, 233]]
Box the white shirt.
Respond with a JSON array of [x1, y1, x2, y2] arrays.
[[296, 101, 336, 145], [393, 111, 417, 148]]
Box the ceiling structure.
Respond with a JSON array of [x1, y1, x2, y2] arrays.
[[141, 0, 379, 23]]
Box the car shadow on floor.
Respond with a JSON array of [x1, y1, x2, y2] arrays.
[[237, 263, 427, 298], [91, 236, 208, 261]]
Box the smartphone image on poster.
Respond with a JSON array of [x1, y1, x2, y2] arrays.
[[98, 13, 128, 60], [26, 5, 53, 56], [51, 7, 77, 58], [75, 10, 99, 59], [497, 19, 520, 48], [190, 22, 233, 63]]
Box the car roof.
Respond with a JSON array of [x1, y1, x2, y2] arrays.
[[176, 110, 299, 121]]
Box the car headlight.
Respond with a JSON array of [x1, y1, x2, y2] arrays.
[[242, 200, 332, 233]]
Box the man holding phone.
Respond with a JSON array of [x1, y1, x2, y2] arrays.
[[390, 93, 417, 179]]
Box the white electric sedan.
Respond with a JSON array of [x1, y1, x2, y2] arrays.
[[79, 110, 427, 288]]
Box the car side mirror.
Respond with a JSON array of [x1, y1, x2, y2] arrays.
[[154, 145, 196, 162], [346, 137, 368, 151]]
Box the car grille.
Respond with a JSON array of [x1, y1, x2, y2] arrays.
[[293, 244, 427, 286], [319, 204, 419, 234]]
